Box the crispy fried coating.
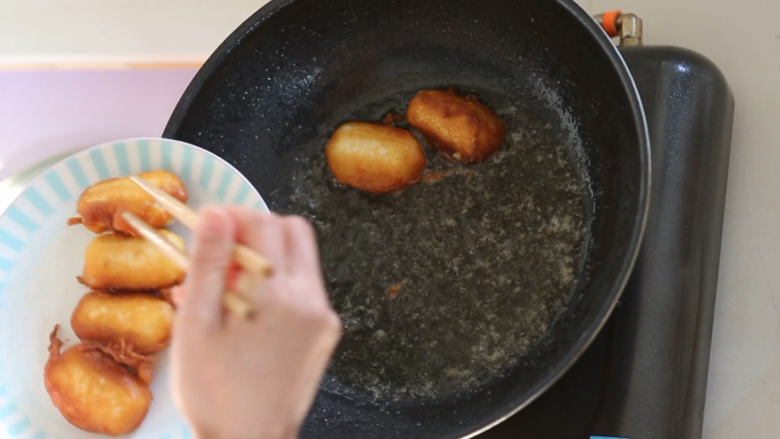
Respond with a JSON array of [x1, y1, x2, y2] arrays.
[[72, 292, 174, 354], [44, 326, 153, 436], [326, 122, 427, 193], [92, 339, 155, 385], [407, 88, 505, 164], [69, 170, 187, 235], [78, 230, 187, 291]]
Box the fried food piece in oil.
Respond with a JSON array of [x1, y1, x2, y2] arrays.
[[72, 291, 174, 354], [326, 122, 427, 194], [69, 170, 187, 235], [44, 326, 153, 436], [407, 88, 506, 164], [78, 230, 186, 291]]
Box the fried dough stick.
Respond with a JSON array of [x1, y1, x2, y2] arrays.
[[407, 88, 505, 164], [78, 230, 187, 290], [44, 326, 153, 436], [72, 291, 174, 354], [69, 170, 187, 235], [326, 122, 427, 193]]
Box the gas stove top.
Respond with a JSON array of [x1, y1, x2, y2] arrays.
[[477, 46, 734, 439], [0, 43, 733, 439]]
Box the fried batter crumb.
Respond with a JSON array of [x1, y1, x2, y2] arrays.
[[422, 169, 475, 183], [386, 280, 408, 299]]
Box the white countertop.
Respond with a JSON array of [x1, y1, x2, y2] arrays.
[[0, 0, 272, 62], [2, 1, 779, 437]]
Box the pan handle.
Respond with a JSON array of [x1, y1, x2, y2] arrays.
[[593, 10, 643, 47]]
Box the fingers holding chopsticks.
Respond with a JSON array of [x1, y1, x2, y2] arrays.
[[227, 210, 289, 313], [218, 209, 328, 307], [170, 207, 341, 439], [181, 208, 237, 327], [177, 208, 326, 322], [219, 207, 320, 277], [219, 209, 312, 310]]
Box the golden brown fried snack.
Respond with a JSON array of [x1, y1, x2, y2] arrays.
[[78, 230, 187, 291], [407, 88, 506, 164], [326, 122, 427, 194], [69, 170, 187, 235], [44, 326, 153, 436], [72, 291, 175, 354]]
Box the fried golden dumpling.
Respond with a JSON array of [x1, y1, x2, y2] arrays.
[[326, 122, 427, 194], [78, 230, 187, 291], [407, 88, 505, 164], [71, 291, 174, 354], [69, 170, 187, 235], [44, 326, 153, 436]]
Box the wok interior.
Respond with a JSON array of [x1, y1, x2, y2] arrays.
[[165, 0, 647, 436]]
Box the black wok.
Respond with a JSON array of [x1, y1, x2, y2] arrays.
[[164, 0, 651, 437]]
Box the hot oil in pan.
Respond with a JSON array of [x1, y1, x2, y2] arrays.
[[276, 90, 590, 400]]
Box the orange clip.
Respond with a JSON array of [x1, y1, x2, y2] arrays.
[[601, 10, 622, 37]]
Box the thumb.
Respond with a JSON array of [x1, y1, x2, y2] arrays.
[[180, 207, 235, 327]]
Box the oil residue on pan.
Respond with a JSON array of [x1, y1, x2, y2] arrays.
[[275, 91, 590, 401]]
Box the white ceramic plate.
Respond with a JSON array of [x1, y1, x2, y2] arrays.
[[0, 138, 267, 439]]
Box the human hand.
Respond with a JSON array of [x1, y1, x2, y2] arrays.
[[170, 207, 342, 439]]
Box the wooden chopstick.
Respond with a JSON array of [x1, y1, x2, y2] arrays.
[[122, 212, 254, 319], [129, 175, 274, 276]]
